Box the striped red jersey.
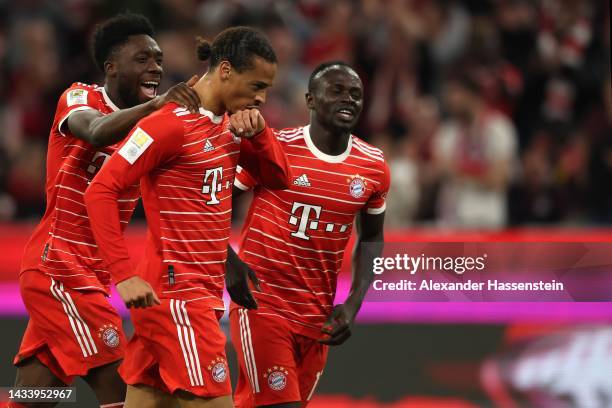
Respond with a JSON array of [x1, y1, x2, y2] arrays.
[[234, 125, 390, 338], [85, 103, 290, 310], [20, 82, 139, 294]]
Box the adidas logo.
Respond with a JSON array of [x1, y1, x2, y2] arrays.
[[293, 174, 311, 187], [203, 140, 214, 152]]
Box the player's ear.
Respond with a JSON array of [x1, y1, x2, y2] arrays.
[[305, 92, 314, 109], [104, 60, 116, 77], [219, 61, 231, 81]]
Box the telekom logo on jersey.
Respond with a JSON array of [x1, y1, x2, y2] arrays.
[[201, 167, 324, 241], [202, 166, 223, 205], [289, 202, 322, 240]]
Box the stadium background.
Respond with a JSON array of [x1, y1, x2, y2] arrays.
[[0, 0, 610, 406]]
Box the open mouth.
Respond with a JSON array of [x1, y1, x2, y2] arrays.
[[140, 81, 159, 99], [336, 108, 355, 121]]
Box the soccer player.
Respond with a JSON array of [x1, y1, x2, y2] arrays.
[[84, 27, 290, 408], [11, 13, 201, 408], [228, 62, 390, 407]]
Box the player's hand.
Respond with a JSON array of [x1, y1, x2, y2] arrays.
[[225, 254, 261, 310], [152, 75, 201, 113], [229, 109, 265, 139], [116, 276, 161, 309], [318, 304, 357, 346]]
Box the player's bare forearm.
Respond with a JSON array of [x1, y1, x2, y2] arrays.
[[232, 185, 247, 199], [320, 212, 383, 346], [346, 211, 385, 315], [69, 102, 159, 148], [68, 80, 200, 148]]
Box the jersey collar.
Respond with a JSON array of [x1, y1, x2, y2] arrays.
[[198, 107, 224, 124], [100, 86, 120, 112], [303, 125, 352, 163]]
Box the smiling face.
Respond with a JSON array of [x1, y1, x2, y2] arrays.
[[218, 56, 277, 114], [105, 34, 163, 108], [307, 66, 364, 132]]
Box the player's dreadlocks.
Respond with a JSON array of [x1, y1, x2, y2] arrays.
[[196, 26, 277, 72], [91, 13, 154, 72]]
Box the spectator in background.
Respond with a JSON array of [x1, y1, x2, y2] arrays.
[[509, 128, 564, 224], [302, 0, 354, 67], [0, 0, 609, 227], [386, 135, 420, 227], [260, 22, 310, 129], [4, 16, 62, 218], [433, 72, 518, 229], [386, 96, 442, 226]]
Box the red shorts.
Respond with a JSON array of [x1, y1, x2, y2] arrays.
[[229, 308, 328, 407], [119, 299, 231, 398], [14, 269, 126, 384]]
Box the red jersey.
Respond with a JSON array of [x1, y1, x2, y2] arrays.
[[85, 103, 290, 310], [21, 82, 139, 294], [234, 125, 390, 338]]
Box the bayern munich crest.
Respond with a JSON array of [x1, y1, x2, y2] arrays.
[[264, 366, 288, 391], [208, 357, 228, 383], [98, 324, 120, 348], [348, 175, 367, 198]]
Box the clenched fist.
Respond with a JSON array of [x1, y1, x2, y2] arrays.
[[229, 109, 266, 139]]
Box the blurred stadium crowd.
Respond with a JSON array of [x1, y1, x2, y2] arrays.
[[0, 0, 609, 228]]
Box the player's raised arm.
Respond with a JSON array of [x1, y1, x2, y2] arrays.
[[84, 112, 183, 307], [66, 77, 200, 148], [232, 109, 291, 190]]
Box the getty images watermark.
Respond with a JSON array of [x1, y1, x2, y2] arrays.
[[372, 253, 564, 292], [363, 243, 612, 302]]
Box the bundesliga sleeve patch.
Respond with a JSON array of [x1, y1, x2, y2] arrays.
[[66, 89, 88, 106], [118, 127, 154, 164]]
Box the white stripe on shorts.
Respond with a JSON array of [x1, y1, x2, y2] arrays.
[[180, 300, 204, 385], [307, 370, 323, 401], [170, 299, 204, 386], [238, 309, 260, 393], [49, 278, 98, 357]]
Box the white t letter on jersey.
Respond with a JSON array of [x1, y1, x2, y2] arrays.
[[289, 202, 322, 240], [202, 166, 223, 205]]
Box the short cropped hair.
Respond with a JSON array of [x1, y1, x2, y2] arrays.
[[91, 13, 154, 72], [308, 61, 356, 92]]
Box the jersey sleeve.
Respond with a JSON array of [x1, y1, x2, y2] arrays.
[[365, 160, 391, 215], [234, 165, 258, 191], [84, 113, 183, 284], [237, 126, 291, 190], [56, 84, 99, 136]]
